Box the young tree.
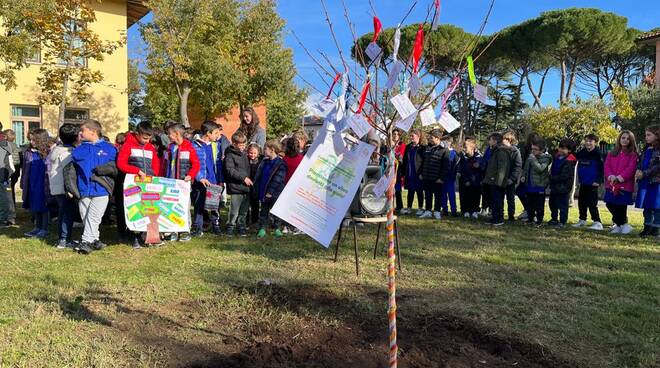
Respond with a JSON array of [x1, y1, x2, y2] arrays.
[[141, 0, 239, 127], [128, 59, 150, 126], [35, 0, 125, 125], [0, 0, 45, 90]]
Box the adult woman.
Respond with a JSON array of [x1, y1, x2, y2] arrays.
[[603, 130, 638, 234], [238, 107, 266, 149]]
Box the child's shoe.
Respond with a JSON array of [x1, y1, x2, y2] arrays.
[[572, 219, 587, 228], [282, 226, 290, 234], [34, 230, 49, 239], [415, 209, 425, 216], [238, 227, 247, 237], [76, 242, 94, 255], [419, 210, 432, 219], [463, 212, 470, 218], [433, 211, 442, 220], [55, 239, 70, 249], [225, 227, 235, 237], [517, 211, 528, 221], [588, 222, 604, 231], [471, 212, 479, 219], [547, 220, 559, 227], [178, 233, 192, 242], [257, 228, 266, 238], [132, 237, 142, 249], [191, 227, 204, 237], [274, 229, 283, 237], [400, 208, 411, 215], [619, 223, 633, 234], [92, 240, 107, 250], [24, 228, 40, 237], [610, 225, 622, 234]]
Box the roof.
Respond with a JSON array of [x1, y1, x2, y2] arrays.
[[127, 0, 150, 28], [636, 30, 660, 44]]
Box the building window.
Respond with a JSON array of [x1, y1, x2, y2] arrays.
[[10, 105, 41, 147], [58, 20, 87, 67], [64, 108, 89, 123], [26, 46, 41, 64]]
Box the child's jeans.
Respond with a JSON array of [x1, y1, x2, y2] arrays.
[[549, 192, 569, 224], [526, 191, 546, 224], [55, 195, 75, 241], [0, 181, 8, 222], [32, 211, 49, 231], [490, 185, 506, 223], [227, 194, 249, 230], [191, 183, 220, 230], [441, 180, 457, 214], [643, 208, 660, 228], [78, 196, 109, 243], [259, 200, 280, 230], [578, 185, 601, 222]]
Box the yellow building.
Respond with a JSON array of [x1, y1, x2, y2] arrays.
[[0, 0, 149, 145]]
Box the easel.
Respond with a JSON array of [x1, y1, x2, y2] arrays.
[[333, 215, 402, 275]]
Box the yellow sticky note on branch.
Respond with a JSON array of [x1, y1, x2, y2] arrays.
[[467, 55, 476, 85]]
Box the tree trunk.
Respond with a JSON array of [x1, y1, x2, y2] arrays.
[[559, 59, 567, 105], [179, 81, 191, 127], [565, 62, 578, 102], [58, 73, 69, 126], [512, 70, 525, 121]]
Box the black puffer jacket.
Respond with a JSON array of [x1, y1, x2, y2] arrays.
[[420, 144, 450, 182], [224, 145, 251, 194]]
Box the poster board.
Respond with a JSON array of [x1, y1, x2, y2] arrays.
[[271, 132, 375, 248], [123, 174, 192, 233]]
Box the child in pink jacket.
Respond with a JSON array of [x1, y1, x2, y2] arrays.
[[604, 130, 639, 234]]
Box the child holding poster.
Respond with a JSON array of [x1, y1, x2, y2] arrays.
[[165, 123, 200, 241], [191, 121, 225, 237], [255, 140, 287, 238], [224, 132, 252, 237], [117, 122, 159, 247], [71, 120, 117, 254]]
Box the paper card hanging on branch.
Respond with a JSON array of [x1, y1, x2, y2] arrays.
[[408, 73, 421, 97], [392, 26, 402, 61], [347, 114, 371, 138], [365, 42, 382, 64], [316, 98, 336, 113], [473, 83, 493, 105], [420, 106, 437, 127], [386, 60, 405, 91], [390, 93, 417, 120], [437, 111, 460, 133], [373, 171, 395, 198], [432, 0, 442, 30], [395, 111, 418, 132]]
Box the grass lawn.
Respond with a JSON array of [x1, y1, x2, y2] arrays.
[[0, 199, 658, 367]]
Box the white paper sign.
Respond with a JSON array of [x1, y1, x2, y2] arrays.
[[474, 83, 491, 105], [420, 107, 437, 127], [409, 73, 421, 97], [395, 112, 418, 132], [386, 60, 405, 91], [271, 133, 375, 248], [316, 98, 336, 113], [365, 42, 382, 63], [390, 93, 417, 119], [347, 114, 371, 138], [392, 27, 401, 60], [437, 111, 460, 133], [373, 172, 395, 198]]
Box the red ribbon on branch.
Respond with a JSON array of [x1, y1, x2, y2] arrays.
[[412, 25, 424, 74], [356, 78, 371, 114], [326, 73, 342, 99], [372, 16, 383, 42]]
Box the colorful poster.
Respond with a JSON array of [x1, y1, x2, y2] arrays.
[[271, 132, 375, 248], [123, 174, 192, 232]]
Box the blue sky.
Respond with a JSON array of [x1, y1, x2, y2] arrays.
[[128, 0, 659, 107]]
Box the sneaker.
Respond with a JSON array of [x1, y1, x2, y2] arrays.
[[419, 210, 433, 219], [400, 208, 411, 215], [517, 211, 528, 221], [92, 240, 107, 251], [34, 230, 49, 239], [226, 227, 235, 237], [547, 220, 559, 227], [212, 226, 223, 235], [572, 220, 588, 228], [292, 228, 304, 236], [55, 239, 70, 249], [257, 229, 266, 238], [464, 212, 471, 218], [238, 228, 247, 237], [282, 226, 290, 234], [479, 209, 488, 217], [191, 228, 204, 237], [471, 212, 479, 219], [433, 211, 442, 220], [178, 232, 192, 242], [132, 237, 142, 249], [415, 209, 424, 216], [619, 223, 633, 235], [588, 222, 604, 231], [77, 242, 94, 255], [492, 221, 504, 226], [557, 223, 566, 229], [24, 228, 40, 237], [610, 225, 622, 234], [162, 233, 175, 242], [274, 229, 283, 237]]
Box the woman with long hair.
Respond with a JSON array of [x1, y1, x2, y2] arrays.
[[22, 129, 52, 239], [238, 107, 266, 149], [603, 130, 638, 234], [635, 125, 660, 237]]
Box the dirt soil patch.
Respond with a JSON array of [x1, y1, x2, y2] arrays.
[[101, 285, 574, 368]]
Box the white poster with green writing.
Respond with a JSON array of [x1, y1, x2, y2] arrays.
[[271, 132, 374, 247]]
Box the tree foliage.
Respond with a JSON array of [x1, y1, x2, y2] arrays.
[[0, 0, 42, 90], [620, 87, 660, 140]]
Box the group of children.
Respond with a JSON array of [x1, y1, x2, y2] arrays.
[[394, 126, 660, 238], [0, 107, 310, 254]]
